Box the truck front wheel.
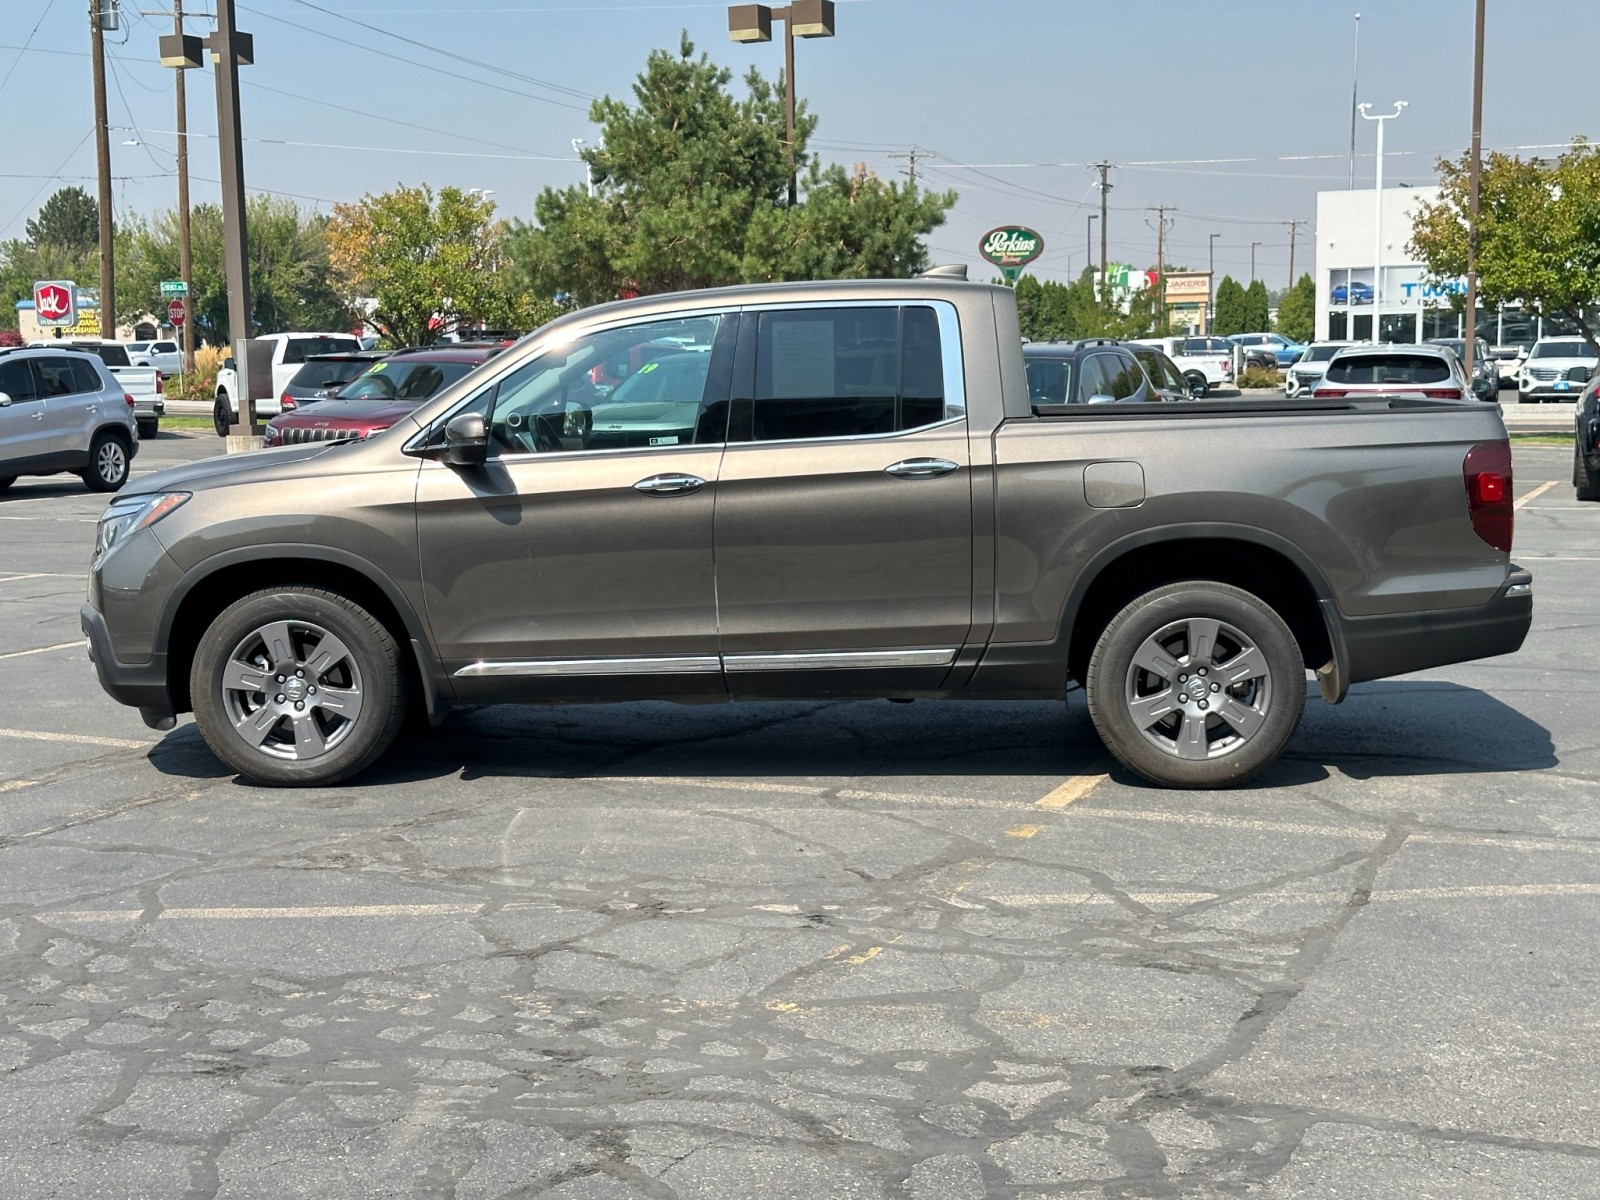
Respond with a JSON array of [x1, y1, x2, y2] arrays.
[[1576, 442, 1600, 502], [190, 587, 407, 786], [213, 393, 231, 437], [1084, 582, 1305, 789]]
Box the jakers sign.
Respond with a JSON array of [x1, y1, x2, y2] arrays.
[[978, 226, 1044, 282]]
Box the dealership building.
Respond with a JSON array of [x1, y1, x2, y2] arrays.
[[1313, 185, 1550, 348]]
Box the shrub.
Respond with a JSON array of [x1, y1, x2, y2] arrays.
[[1237, 365, 1281, 389], [167, 344, 227, 402]]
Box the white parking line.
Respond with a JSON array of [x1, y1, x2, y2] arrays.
[[0, 726, 150, 750], [0, 641, 84, 661]]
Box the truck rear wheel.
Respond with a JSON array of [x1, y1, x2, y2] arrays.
[[1576, 442, 1600, 502], [190, 587, 407, 786], [1084, 582, 1305, 789]]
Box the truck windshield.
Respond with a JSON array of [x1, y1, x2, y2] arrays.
[[1324, 354, 1451, 385], [282, 336, 360, 363]]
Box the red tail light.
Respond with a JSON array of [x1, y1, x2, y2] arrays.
[[123, 392, 136, 410], [1312, 387, 1348, 398], [155, 373, 164, 395], [280, 392, 296, 411], [1423, 387, 1463, 400], [1463, 441, 1513, 552]]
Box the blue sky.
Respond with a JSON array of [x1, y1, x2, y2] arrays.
[[1, 0, 1595, 287]]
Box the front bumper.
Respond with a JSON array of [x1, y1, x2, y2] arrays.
[[81, 602, 175, 730]]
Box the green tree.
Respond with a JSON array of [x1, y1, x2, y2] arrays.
[[26, 186, 99, 256], [1410, 139, 1600, 353], [124, 195, 350, 343], [1276, 273, 1316, 343], [1212, 275, 1247, 336], [507, 35, 955, 306], [327, 184, 551, 347], [1243, 279, 1270, 333]]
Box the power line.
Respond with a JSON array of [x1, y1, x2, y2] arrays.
[[233, 4, 591, 111], [283, 0, 593, 102], [0, 129, 96, 239], [0, 0, 56, 101], [115, 126, 576, 163]]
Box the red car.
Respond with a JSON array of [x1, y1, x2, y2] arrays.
[[263, 344, 507, 447]]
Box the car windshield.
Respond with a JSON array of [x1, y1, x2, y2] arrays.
[[1025, 358, 1072, 405], [1530, 340, 1591, 359], [125, 342, 150, 354], [85, 342, 131, 367], [338, 359, 476, 402], [1305, 345, 1343, 362], [1324, 354, 1452, 385]]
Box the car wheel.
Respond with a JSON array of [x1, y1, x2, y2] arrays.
[[190, 587, 407, 786], [79, 430, 130, 492], [1576, 442, 1600, 502], [137, 418, 158, 440], [1084, 582, 1306, 789], [1184, 372, 1209, 399], [214, 394, 232, 437]]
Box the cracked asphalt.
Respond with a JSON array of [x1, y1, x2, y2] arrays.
[[0, 433, 1595, 1198]]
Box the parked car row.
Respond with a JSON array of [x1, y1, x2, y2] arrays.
[[0, 346, 138, 493]]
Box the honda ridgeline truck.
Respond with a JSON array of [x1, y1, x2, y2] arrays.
[[83, 277, 1532, 788]]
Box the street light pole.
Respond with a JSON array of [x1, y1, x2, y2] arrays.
[[1464, 0, 1486, 380], [1208, 232, 1219, 334], [1087, 214, 1097, 279], [157, 0, 203, 375], [206, 0, 256, 434], [1359, 101, 1408, 320], [728, 2, 836, 207], [571, 139, 593, 196], [1250, 241, 1261, 283]]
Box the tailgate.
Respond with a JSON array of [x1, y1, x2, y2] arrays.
[[108, 366, 159, 396]]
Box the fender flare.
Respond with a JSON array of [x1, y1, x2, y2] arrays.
[[158, 542, 449, 721]]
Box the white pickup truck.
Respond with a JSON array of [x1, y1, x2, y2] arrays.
[[1128, 335, 1240, 398], [213, 332, 362, 434], [33, 339, 163, 438], [126, 338, 182, 376]]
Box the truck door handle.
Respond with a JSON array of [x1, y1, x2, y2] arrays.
[[884, 457, 958, 479], [633, 473, 706, 496]]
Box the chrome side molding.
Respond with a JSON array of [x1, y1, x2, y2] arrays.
[[454, 648, 958, 679]]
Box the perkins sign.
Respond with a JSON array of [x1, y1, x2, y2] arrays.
[[979, 226, 1044, 282]]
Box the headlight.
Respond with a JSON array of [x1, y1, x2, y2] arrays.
[[94, 492, 190, 566]]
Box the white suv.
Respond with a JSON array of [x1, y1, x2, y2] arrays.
[[0, 348, 137, 493], [1518, 337, 1597, 402]]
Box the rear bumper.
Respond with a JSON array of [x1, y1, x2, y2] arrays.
[[81, 602, 175, 730], [1322, 567, 1533, 694]]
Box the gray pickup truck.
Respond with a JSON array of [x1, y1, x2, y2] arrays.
[[83, 278, 1532, 788]]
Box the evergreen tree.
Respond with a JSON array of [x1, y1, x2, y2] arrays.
[[1275, 274, 1316, 343], [1243, 279, 1270, 333], [1212, 276, 1247, 336]]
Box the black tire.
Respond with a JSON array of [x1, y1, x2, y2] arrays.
[[137, 419, 158, 440], [1576, 442, 1600, 502], [0, 477, 14, 493], [1084, 581, 1306, 789], [190, 587, 407, 786], [1184, 372, 1209, 399], [79, 430, 131, 492], [213, 393, 232, 437]]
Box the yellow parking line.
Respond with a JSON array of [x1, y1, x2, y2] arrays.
[[0, 726, 150, 750], [1514, 480, 1557, 509], [1036, 769, 1111, 810]]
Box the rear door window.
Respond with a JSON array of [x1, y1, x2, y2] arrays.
[[749, 305, 955, 441], [1324, 354, 1452, 385], [31, 356, 81, 397]]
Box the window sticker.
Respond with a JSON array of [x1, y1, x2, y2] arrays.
[[769, 320, 835, 398]]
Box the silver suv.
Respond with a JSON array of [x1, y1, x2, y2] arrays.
[[0, 347, 137, 493], [1517, 337, 1597, 402]]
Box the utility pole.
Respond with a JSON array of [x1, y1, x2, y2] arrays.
[[208, 0, 255, 434], [1349, 12, 1361, 190], [1146, 205, 1175, 329], [1086, 213, 1097, 277], [90, 0, 117, 340], [887, 145, 928, 189], [1464, 0, 1486, 381], [1092, 160, 1113, 305], [1283, 217, 1309, 291]]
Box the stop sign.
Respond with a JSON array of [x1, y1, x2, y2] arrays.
[[168, 299, 186, 326]]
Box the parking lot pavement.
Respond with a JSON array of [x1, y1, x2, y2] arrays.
[[0, 434, 1595, 1198]]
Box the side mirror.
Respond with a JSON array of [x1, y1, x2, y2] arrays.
[[223, 357, 236, 371], [1087, 393, 1116, 405], [0, 392, 11, 407], [443, 412, 488, 467]]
